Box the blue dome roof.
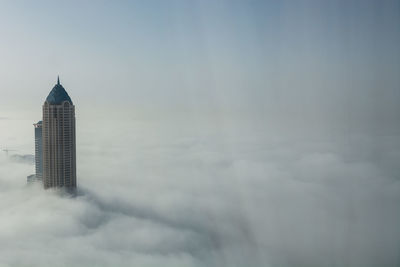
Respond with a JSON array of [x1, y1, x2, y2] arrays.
[[46, 77, 73, 105]]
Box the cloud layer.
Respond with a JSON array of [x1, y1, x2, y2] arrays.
[[0, 115, 399, 267]]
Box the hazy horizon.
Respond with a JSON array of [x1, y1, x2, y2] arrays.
[[1, 1, 400, 266]]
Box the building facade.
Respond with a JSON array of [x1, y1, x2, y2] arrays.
[[42, 77, 76, 189], [33, 120, 43, 180]]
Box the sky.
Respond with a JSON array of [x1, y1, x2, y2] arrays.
[[0, 0, 399, 127], [0, 1, 400, 266]]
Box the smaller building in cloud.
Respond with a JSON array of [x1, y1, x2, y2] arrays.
[[27, 120, 43, 184], [34, 120, 43, 180]]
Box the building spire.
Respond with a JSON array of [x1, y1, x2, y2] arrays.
[[57, 76, 60, 85]]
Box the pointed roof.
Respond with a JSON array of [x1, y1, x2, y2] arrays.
[[46, 76, 73, 105]]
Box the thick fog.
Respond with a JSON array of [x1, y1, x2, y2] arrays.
[[0, 110, 399, 267], [1, 1, 400, 266]]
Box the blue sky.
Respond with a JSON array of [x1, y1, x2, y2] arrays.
[[0, 0, 399, 132]]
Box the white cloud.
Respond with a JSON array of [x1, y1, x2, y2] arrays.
[[0, 115, 399, 267]]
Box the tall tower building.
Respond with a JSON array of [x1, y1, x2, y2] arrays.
[[33, 120, 43, 180], [42, 77, 76, 189]]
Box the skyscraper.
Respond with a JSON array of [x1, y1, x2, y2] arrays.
[[42, 77, 76, 189], [33, 120, 43, 180]]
